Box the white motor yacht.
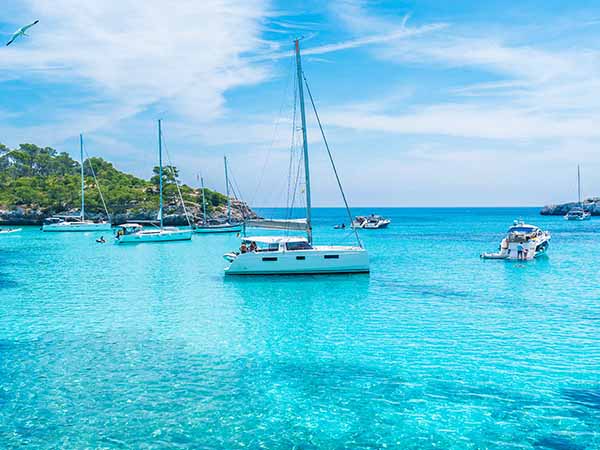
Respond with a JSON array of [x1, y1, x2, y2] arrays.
[[481, 220, 550, 260], [43, 134, 112, 232], [223, 39, 369, 275], [352, 214, 391, 229]]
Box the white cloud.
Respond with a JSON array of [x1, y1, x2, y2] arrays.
[[0, 0, 269, 129]]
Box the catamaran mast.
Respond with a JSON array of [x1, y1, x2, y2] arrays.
[[80, 134, 85, 221], [577, 164, 582, 206], [201, 176, 207, 224], [224, 156, 231, 223], [158, 119, 164, 229], [294, 39, 313, 244]]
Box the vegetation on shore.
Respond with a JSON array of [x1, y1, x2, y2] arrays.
[[0, 142, 229, 218]]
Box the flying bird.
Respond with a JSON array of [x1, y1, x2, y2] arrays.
[[6, 20, 39, 46]]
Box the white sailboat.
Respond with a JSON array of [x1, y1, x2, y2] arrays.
[[564, 165, 591, 220], [115, 120, 192, 243], [42, 134, 112, 232], [194, 156, 242, 234], [223, 39, 369, 275]]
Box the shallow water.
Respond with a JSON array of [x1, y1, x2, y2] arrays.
[[1, 208, 599, 449]]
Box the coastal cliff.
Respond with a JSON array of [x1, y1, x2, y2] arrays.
[[540, 198, 600, 216], [0, 143, 257, 226]]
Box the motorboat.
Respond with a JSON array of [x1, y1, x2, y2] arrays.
[[352, 214, 391, 229], [0, 227, 22, 234], [115, 120, 192, 244], [224, 236, 369, 275], [193, 158, 242, 234], [564, 207, 591, 221], [481, 220, 550, 260], [564, 165, 591, 221], [43, 134, 112, 232], [223, 39, 369, 275], [115, 223, 192, 243]]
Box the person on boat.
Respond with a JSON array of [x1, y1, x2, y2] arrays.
[[517, 243, 524, 260], [500, 237, 509, 255], [240, 242, 248, 254], [249, 241, 257, 252]]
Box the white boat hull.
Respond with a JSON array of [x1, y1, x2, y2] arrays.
[[564, 214, 591, 221], [116, 228, 192, 243], [42, 222, 112, 232], [0, 228, 22, 234], [225, 246, 369, 275], [194, 224, 242, 234]]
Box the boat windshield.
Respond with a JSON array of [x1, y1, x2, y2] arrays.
[[508, 226, 537, 233]]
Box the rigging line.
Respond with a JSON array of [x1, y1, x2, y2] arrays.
[[250, 54, 296, 207], [82, 145, 110, 221], [160, 131, 192, 228], [285, 68, 299, 222], [302, 72, 363, 248], [226, 165, 248, 221]]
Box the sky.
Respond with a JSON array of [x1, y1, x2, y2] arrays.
[[1, 0, 600, 206]]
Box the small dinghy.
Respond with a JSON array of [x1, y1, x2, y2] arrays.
[[0, 228, 22, 234]]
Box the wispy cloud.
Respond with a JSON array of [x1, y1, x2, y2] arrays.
[[0, 0, 269, 134]]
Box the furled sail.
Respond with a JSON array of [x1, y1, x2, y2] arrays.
[[245, 218, 308, 231]]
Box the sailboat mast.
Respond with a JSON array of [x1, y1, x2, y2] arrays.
[[577, 164, 582, 206], [294, 39, 313, 244], [201, 176, 207, 224], [158, 119, 164, 229], [224, 156, 231, 222], [80, 134, 85, 220]]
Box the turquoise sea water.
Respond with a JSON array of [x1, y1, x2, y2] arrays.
[[1, 207, 599, 449]]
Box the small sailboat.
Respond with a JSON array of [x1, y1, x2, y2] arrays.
[[115, 120, 192, 244], [42, 134, 112, 232], [564, 165, 591, 221], [223, 39, 369, 275], [193, 157, 242, 234]]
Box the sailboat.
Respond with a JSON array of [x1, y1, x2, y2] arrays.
[[223, 39, 369, 275], [42, 134, 112, 232], [115, 120, 193, 243], [193, 156, 243, 234], [564, 165, 591, 221]]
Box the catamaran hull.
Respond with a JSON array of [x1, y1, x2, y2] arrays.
[[42, 222, 112, 232], [194, 224, 242, 234], [116, 229, 192, 243], [225, 247, 369, 275]]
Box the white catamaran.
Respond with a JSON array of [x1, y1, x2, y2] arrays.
[[194, 156, 243, 234], [223, 39, 369, 275], [43, 134, 112, 232], [564, 165, 591, 221], [115, 120, 192, 244]]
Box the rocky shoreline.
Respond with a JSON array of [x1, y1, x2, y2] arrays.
[[0, 199, 258, 226], [540, 198, 600, 216]]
